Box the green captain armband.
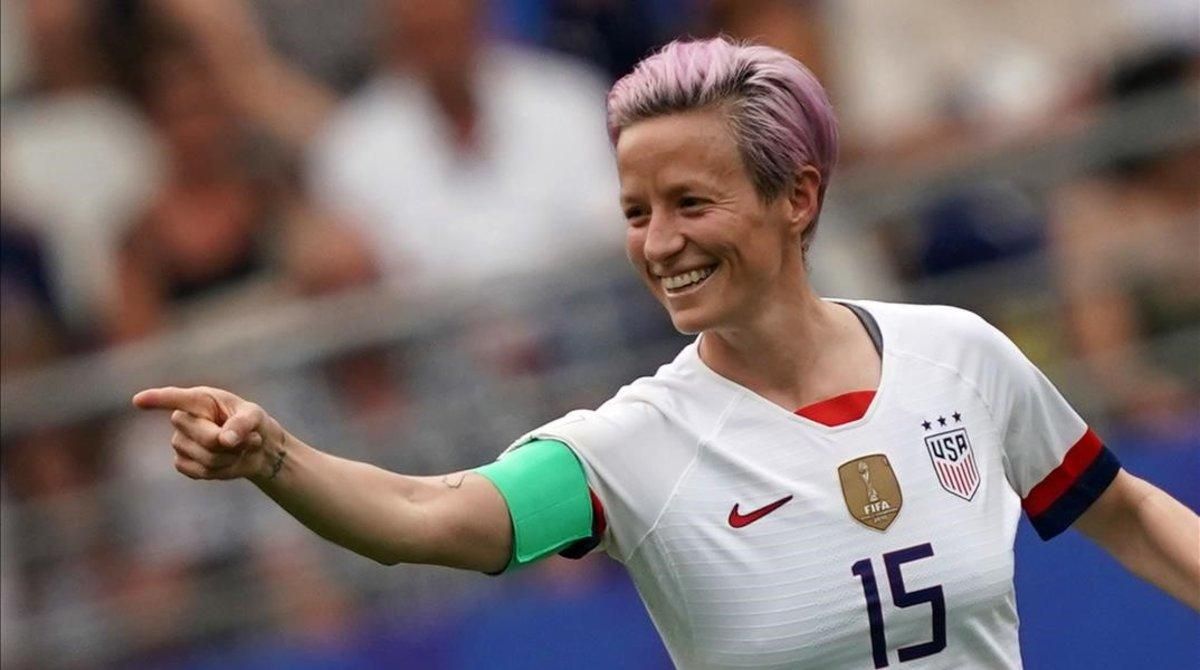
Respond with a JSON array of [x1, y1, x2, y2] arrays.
[[474, 439, 593, 572]]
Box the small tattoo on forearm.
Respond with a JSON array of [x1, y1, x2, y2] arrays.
[[266, 448, 287, 481], [442, 473, 467, 489]]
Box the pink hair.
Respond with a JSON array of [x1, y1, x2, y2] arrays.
[[607, 37, 839, 249]]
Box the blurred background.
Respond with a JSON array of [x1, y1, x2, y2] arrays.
[[0, 0, 1197, 668]]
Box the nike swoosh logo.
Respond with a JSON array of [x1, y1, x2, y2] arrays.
[[728, 495, 794, 528]]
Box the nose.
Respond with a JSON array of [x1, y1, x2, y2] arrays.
[[642, 211, 686, 265]]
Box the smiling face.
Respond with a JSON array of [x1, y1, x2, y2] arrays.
[[617, 110, 817, 334]]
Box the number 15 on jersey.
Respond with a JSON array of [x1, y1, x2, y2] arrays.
[[851, 542, 946, 668]]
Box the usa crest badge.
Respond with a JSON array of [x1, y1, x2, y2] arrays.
[[924, 426, 980, 500], [838, 454, 902, 531]]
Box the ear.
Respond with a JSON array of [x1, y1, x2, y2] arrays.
[[783, 166, 822, 239]]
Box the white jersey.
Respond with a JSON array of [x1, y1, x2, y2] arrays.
[[506, 300, 1119, 669]]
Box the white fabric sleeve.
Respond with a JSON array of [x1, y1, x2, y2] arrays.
[[965, 314, 1120, 539], [504, 399, 700, 563]]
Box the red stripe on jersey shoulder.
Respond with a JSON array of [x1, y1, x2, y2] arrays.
[[1022, 428, 1104, 518], [796, 390, 876, 427], [589, 488, 607, 538], [559, 487, 608, 560]]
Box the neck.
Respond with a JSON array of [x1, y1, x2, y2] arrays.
[[698, 284, 880, 411]]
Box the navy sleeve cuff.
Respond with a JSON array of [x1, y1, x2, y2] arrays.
[[1028, 445, 1121, 541]]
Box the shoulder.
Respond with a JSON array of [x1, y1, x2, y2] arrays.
[[608, 341, 742, 429], [311, 76, 418, 159], [849, 299, 1017, 362], [854, 300, 1063, 440], [513, 342, 739, 456], [307, 75, 429, 205], [507, 343, 737, 561], [850, 299, 992, 336], [850, 299, 1043, 412]]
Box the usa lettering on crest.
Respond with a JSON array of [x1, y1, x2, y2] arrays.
[[924, 427, 980, 500]]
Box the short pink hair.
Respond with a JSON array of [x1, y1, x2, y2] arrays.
[[607, 37, 839, 250]]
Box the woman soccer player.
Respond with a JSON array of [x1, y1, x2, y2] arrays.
[[134, 38, 1199, 669]]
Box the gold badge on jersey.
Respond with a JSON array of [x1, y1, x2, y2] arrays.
[[838, 454, 902, 531]]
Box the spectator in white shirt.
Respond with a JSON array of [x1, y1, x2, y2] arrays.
[[309, 0, 622, 295]]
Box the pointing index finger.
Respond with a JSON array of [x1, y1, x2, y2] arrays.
[[132, 387, 224, 421]]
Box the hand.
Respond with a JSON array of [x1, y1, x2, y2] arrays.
[[132, 386, 285, 482]]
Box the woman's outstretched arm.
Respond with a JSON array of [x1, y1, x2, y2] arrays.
[[1074, 469, 1200, 611], [133, 386, 512, 573]]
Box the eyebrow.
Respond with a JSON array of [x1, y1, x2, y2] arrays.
[[622, 177, 720, 202], [662, 182, 707, 197]]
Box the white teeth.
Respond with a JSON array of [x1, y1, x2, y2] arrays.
[[662, 266, 714, 290]]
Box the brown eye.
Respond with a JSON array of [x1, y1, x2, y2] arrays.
[[624, 206, 648, 226]]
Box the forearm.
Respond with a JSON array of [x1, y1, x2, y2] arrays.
[[135, 385, 512, 572], [248, 434, 437, 566], [1100, 477, 1200, 610], [1130, 485, 1200, 610]]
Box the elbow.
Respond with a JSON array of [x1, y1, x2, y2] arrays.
[[362, 540, 432, 567], [339, 538, 411, 567], [363, 540, 421, 566], [372, 553, 401, 567], [363, 546, 406, 566]]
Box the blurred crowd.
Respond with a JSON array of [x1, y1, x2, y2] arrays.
[[1, 0, 1197, 667]]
